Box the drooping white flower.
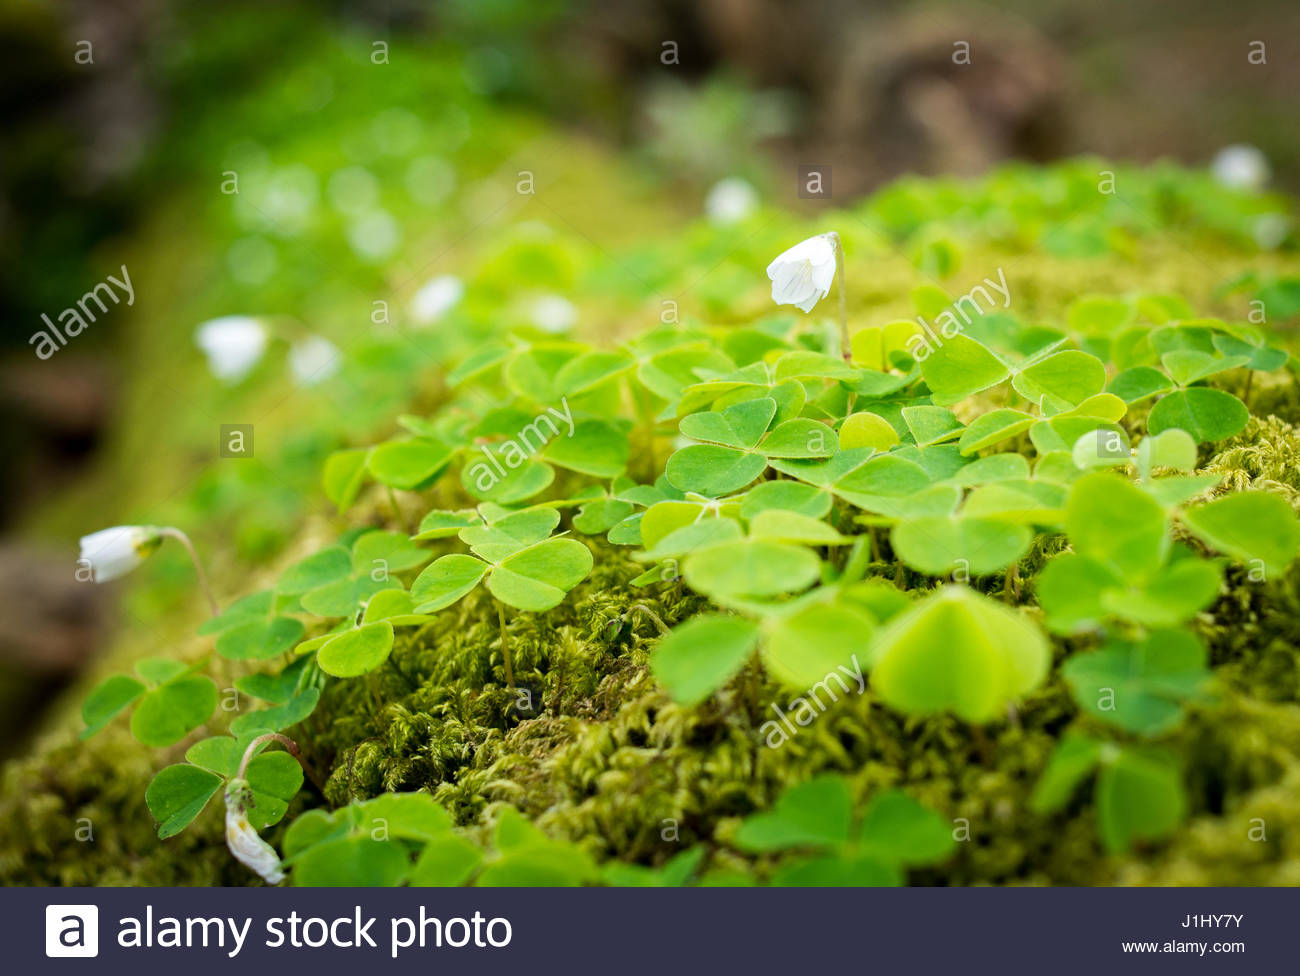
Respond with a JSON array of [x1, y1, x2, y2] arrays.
[[224, 780, 284, 885], [529, 294, 577, 334], [705, 177, 758, 225], [408, 274, 464, 325], [78, 526, 162, 583], [1212, 145, 1270, 191], [766, 234, 838, 313], [288, 335, 340, 387], [194, 316, 268, 383]]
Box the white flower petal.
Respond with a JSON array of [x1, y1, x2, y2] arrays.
[[195, 316, 268, 383], [408, 274, 464, 325], [530, 294, 577, 334], [766, 234, 837, 314], [1212, 145, 1270, 191], [78, 525, 160, 583], [288, 335, 341, 387], [705, 177, 758, 225], [225, 784, 284, 885]]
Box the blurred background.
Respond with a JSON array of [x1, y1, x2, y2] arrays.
[[1, 0, 1297, 755]]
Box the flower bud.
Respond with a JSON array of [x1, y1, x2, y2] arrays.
[[78, 526, 162, 583]]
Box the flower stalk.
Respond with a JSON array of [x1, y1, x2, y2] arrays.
[[497, 600, 516, 696], [159, 527, 220, 616], [826, 231, 849, 361]]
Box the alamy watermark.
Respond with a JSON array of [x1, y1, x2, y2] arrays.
[[464, 397, 576, 495], [905, 267, 1010, 361], [760, 654, 865, 749], [30, 265, 135, 360]]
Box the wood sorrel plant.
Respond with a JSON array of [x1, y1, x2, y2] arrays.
[[76, 180, 1300, 883]]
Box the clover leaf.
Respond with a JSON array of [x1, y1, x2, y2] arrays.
[[80, 674, 147, 740], [1107, 366, 1174, 405], [1030, 737, 1186, 853], [147, 740, 304, 839], [650, 614, 760, 705], [732, 775, 954, 886], [198, 589, 304, 661], [230, 687, 321, 736], [760, 600, 875, 687], [957, 408, 1034, 455], [366, 436, 456, 490], [322, 447, 371, 511], [681, 539, 822, 604], [1062, 630, 1211, 734], [866, 585, 1049, 722], [411, 519, 593, 614], [284, 793, 467, 886], [1147, 387, 1248, 442], [1013, 349, 1107, 409], [771, 450, 934, 518], [1182, 490, 1300, 578], [541, 418, 631, 477], [129, 679, 216, 748], [839, 411, 900, 451], [891, 514, 1031, 576], [474, 807, 599, 887], [294, 530, 431, 617], [919, 334, 1010, 405], [1065, 473, 1169, 582], [600, 847, 706, 887], [666, 396, 834, 495]]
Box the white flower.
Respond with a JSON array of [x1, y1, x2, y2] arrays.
[[195, 316, 268, 383], [529, 294, 577, 334], [1253, 213, 1290, 250], [78, 526, 162, 583], [408, 274, 464, 325], [1212, 145, 1270, 191], [224, 781, 284, 885], [288, 335, 340, 387], [705, 177, 758, 225], [766, 234, 838, 313], [346, 210, 400, 262]]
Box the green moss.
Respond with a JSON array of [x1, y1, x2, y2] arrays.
[[5, 156, 1300, 886]]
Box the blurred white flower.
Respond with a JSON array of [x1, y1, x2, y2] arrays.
[[1212, 145, 1270, 191], [408, 274, 464, 325], [195, 316, 268, 383], [225, 781, 284, 885], [327, 166, 380, 216], [288, 335, 341, 387], [530, 294, 577, 334], [78, 526, 162, 583], [766, 234, 838, 313], [406, 156, 456, 206], [705, 177, 758, 225], [1253, 213, 1291, 250], [347, 210, 400, 261]]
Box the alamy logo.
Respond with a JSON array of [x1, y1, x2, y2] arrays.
[[46, 905, 99, 957]]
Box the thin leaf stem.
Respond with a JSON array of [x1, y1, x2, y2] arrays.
[[386, 485, 413, 534], [628, 603, 670, 635], [1004, 563, 1021, 603], [159, 527, 219, 616], [237, 732, 326, 796], [497, 601, 516, 695]]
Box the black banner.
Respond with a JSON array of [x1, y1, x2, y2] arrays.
[[13, 886, 1290, 973]]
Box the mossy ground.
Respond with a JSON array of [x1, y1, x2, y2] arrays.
[[4, 167, 1300, 885], [7, 415, 1300, 886]]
